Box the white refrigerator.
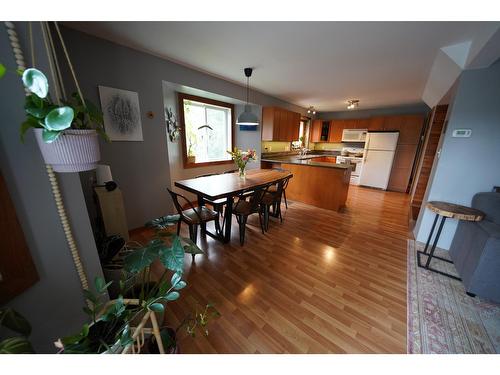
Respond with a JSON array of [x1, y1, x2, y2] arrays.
[[359, 132, 399, 190]]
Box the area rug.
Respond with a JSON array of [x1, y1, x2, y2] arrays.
[[407, 240, 500, 353]]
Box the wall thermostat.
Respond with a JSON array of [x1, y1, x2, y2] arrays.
[[452, 129, 472, 138]]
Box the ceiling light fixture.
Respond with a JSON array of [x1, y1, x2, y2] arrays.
[[307, 106, 316, 115], [347, 100, 359, 110], [236, 67, 259, 126]]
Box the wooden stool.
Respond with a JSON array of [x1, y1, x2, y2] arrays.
[[417, 201, 484, 280]]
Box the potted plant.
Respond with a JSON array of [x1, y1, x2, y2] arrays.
[[147, 303, 220, 354], [0, 308, 35, 354], [55, 215, 206, 354], [187, 134, 197, 164], [15, 67, 108, 172], [227, 147, 257, 178]]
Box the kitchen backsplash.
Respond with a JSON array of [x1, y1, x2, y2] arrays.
[[261, 141, 292, 152], [312, 142, 364, 150]]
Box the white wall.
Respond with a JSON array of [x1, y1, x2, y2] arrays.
[[415, 60, 500, 249]]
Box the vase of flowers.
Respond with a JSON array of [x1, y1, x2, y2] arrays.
[[227, 148, 257, 178]]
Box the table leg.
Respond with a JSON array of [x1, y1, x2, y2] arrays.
[[224, 196, 233, 243], [423, 213, 439, 254], [424, 216, 446, 268]]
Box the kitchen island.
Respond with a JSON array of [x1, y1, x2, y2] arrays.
[[261, 154, 351, 212]]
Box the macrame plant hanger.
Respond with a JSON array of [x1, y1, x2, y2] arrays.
[[5, 21, 91, 304]]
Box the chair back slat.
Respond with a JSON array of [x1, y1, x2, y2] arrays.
[[167, 188, 202, 222]]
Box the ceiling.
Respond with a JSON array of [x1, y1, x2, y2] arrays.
[[66, 22, 499, 111]]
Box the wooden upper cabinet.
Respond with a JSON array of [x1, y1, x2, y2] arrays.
[[356, 118, 370, 129], [368, 116, 384, 130], [262, 107, 301, 141], [328, 120, 344, 142], [342, 119, 358, 130], [310, 119, 323, 142]]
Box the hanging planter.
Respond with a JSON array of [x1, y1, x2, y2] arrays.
[[34, 129, 100, 172]]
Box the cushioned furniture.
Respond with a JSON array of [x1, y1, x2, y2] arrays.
[[449, 192, 500, 303]]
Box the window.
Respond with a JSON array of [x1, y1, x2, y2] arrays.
[[178, 93, 234, 168]]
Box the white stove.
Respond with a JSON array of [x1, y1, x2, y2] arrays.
[[336, 147, 365, 185]]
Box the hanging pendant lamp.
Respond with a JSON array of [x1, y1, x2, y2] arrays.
[[236, 67, 259, 126]]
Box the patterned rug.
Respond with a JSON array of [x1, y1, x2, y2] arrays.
[[407, 240, 500, 353]]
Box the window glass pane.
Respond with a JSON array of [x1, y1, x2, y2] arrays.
[[183, 98, 232, 164]]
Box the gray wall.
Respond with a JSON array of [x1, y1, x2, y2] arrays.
[[60, 26, 305, 229], [318, 102, 430, 120], [0, 22, 104, 353], [415, 60, 500, 249]]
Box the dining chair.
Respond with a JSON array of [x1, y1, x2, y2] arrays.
[[270, 169, 291, 209], [232, 183, 272, 246], [260, 175, 291, 230], [167, 188, 220, 254], [194, 173, 227, 233]]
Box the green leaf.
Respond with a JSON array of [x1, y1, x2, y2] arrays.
[[159, 236, 185, 273], [173, 281, 187, 290], [83, 289, 97, 304], [0, 308, 31, 336], [123, 240, 164, 273], [171, 271, 182, 287], [0, 337, 35, 354], [42, 129, 61, 143], [82, 306, 93, 317], [16, 68, 24, 76], [44, 106, 74, 131], [22, 68, 49, 98], [165, 291, 180, 301], [145, 214, 180, 230], [101, 296, 125, 322], [149, 303, 164, 313], [181, 237, 205, 256], [0, 63, 6, 79], [94, 277, 112, 294]]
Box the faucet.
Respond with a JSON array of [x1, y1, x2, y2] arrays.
[[299, 147, 309, 157]]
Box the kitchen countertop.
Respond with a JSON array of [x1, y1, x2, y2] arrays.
[[261, 154, 352, 170]]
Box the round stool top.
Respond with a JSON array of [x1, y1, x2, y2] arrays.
[[426, 201, 484, 221]]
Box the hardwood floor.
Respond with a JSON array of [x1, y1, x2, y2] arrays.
[[132, 186, 411, 353]]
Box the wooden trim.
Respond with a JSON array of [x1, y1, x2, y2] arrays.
[[177, 92, 235, 169]]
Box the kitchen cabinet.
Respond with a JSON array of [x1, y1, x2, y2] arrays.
[[356, 118, 370, 129], [368, 116, 384, 130], [262, 106, 300, 141], [328, 120, 344, 142], [310, 119, 323, 142]]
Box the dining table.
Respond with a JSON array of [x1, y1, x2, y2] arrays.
[[174, 168, 293, 243]]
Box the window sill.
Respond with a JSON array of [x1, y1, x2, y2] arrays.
[[183, 159, 234, 169]]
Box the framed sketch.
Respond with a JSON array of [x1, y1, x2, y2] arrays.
[[98, 86, 143, 141]]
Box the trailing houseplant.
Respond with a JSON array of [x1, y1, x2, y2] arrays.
[[0, 308, 35, 354], [1, 63, 108, 172], [148, 303, 220, 354]]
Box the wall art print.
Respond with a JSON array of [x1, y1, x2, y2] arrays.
[[98, 86, 143, 141]]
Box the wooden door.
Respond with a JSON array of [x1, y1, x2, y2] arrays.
[[399, 115, 424, 144], [310, 119, 323, 142], [387, 144, 419, 192], [328, 120, 344, 142], [0, 173, 39, 303]]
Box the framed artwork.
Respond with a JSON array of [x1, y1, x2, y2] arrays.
[[98, 86, 143, 141]]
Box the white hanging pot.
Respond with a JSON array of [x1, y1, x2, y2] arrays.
[[34, 128, 101, 172]]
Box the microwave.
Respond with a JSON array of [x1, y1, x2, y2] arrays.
[[342, 129, 367, 142]]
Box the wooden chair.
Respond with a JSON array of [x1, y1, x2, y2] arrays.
[[232, 183, 272, 246], [194, 173, 227, 233], [260, 176, 291, 230], [167, 189, 220, 250], [270, 169, 291, 209]]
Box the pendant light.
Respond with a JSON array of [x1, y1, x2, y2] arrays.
[[237, 67, 259, 126]]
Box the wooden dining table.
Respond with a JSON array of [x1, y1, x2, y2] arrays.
[[174, 168, 293, 243]]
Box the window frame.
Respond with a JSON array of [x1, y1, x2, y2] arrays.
[[177, 92, 235, 169]]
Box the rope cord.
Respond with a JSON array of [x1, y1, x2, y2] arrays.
[[40, 22, 61, 105], [4, 21, 91, 301], [53, 22, 86, 108], [45, 22, 67, 101]]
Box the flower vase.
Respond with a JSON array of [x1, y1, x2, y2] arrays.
[[238, 167, 246, 178]]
